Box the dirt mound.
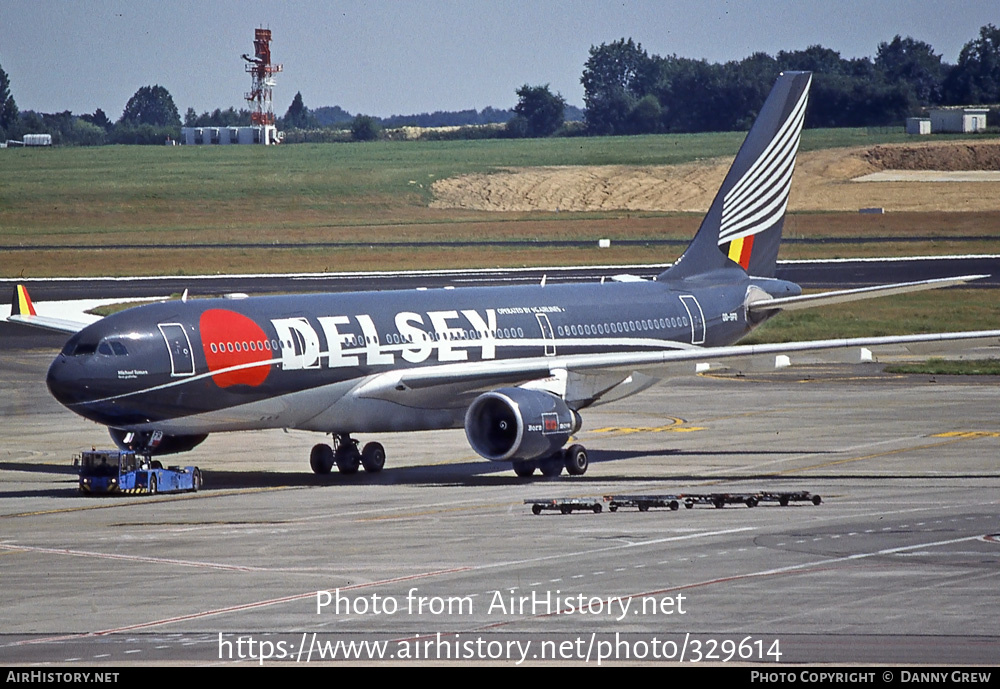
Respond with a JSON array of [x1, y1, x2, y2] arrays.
[[430, 140, 1000, 213], [865, 140, 1000, 171], [430, 162, 727, 213]]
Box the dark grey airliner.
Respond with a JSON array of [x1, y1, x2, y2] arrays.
[[9, 72, 998, 477]]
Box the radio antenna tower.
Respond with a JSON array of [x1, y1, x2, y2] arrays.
[[242, 28, 282, 126]]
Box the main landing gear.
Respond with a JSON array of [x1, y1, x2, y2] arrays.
[[310, 434, 385, 475], [512, 444, 589, 478]]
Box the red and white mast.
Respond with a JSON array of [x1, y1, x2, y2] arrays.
[[242, 28, 282, 127]]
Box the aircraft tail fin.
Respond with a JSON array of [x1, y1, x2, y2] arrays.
[[11, 284, 37, 317], [660, 71, 812, 281], [7, 284, 89, 334]]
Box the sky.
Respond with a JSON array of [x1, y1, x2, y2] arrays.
[[1, 0, 997, 119]]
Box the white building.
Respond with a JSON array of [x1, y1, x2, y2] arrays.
[[906, 117, 931, 135], [928, 107, 988, 133], [23, 134, 53, 146], [180, 125, 281, 145]]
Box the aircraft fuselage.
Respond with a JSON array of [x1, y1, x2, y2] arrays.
[[46, 275, 795, 436]]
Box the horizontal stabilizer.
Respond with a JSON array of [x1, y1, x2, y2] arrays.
[[7, 285, 90, 334], [748, 275, 988, 314]]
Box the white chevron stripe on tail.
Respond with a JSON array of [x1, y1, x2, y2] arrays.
[[718, 74, 811, 245]]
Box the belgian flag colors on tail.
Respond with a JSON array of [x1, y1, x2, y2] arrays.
[[12, 284, 36, 317], [660, 71, 812, 280], [8, 284, 87, 333]]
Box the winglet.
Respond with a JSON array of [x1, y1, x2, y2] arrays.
[[7, 284, 90, 334], [12, 284, 37, 317]]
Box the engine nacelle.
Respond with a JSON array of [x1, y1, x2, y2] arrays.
[[109, 428, 208, 456], [464, 387, 581, 462]]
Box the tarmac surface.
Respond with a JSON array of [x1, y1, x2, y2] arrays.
[[2, 349, 998, 665]]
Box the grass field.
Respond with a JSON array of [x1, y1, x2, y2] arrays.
[[884, 358, 1000, 375], [1, 128, 997, 279]]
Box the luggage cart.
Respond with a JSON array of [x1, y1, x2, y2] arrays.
[[757, 491, 823, 506], [605, 494, 682, 512], [525, 497, 604, 515]]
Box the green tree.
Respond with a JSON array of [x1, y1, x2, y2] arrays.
[[725, 53, 781, 130], [0, 62, 18, 140], [283, 91, 316, 129], [776, 45, 849, 75], [581, 39, 657, 134], [653, 56, 729, 132], [118, 85, 181, 127], [875, 36, 944, 105], [81, 108, 113, 132], [944, 24, 1000, 104], [350, 114, 382, 141], [626, 94, 662, 133], [70, 118, 106, 146], [512, 84, 565, 137]]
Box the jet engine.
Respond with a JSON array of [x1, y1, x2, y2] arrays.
[[109, 428, 208, 456], [464, 387, 581, 462]]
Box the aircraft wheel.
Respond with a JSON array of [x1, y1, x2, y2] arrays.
[[149, 474, 157, 495], [539, 456, 563, 477], [361, 442, 386, 473], [310, 444, 335, 475], [563, 444, 588, 476], [512, 461, 536, 477], [336, 445, 361, 475]]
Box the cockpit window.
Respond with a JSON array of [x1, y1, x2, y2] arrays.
[[63, 332, 130, 357], [61, 331, 99, 356], [97, 339, 129, 356]]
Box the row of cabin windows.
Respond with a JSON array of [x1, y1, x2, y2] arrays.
[[556, 316, 687, 338], [82, 318, 688, 361], [210, 339, 281, 354], [206, 317, 690, 356], [207, 327, 530, 355]]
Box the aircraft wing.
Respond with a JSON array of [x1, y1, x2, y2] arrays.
[[354, 328, 1000, 409], [7, 285, 91, 334], [748, 275, 988, 314]]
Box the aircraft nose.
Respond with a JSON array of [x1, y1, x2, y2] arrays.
[[46, 354, 92, 407]]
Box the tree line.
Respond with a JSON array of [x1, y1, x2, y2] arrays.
[[579, 25, 1000, 135], [2, 24, 997, 146]]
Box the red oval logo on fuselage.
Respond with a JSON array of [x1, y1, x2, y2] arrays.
[[199, 309, 271, 387]]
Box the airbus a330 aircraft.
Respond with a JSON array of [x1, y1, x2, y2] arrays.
[[9, 72, 999, 477]]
